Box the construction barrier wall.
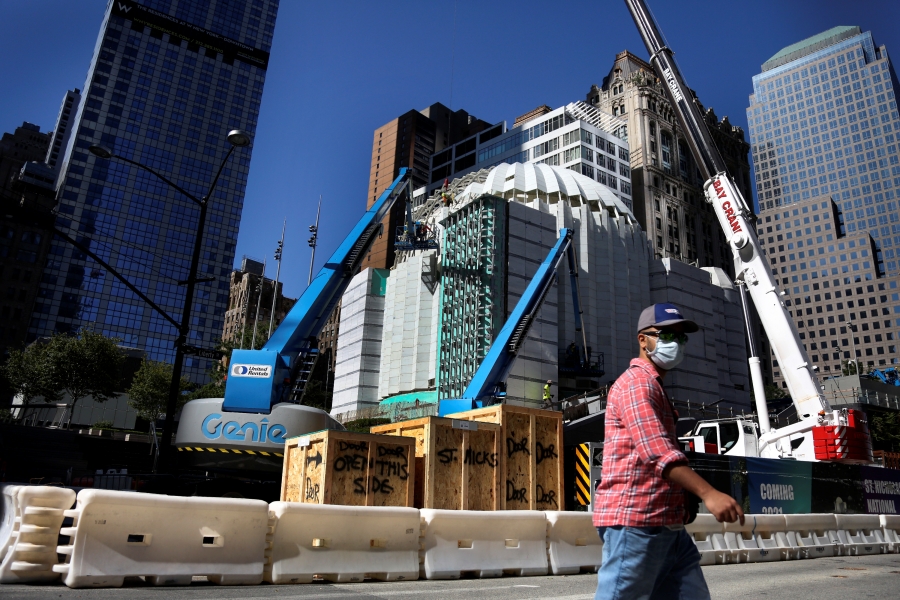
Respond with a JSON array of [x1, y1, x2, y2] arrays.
[[266, 503, 420, 583], [0, 484, 75, 584], [1, 484, 899, 589], [54, 489, 271, 588]]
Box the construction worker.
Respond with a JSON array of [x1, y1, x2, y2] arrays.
[[542, 380, 553, 407], [440, 178, 452, 206]]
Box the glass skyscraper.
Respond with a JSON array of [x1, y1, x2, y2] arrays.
[[30, 0, 279, 383], [747, 26, 900, 273]]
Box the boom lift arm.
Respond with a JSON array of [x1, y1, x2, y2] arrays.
[[439, 228, 580, 416], [624, 0, 872, 462], [224, 169, 412, 413]]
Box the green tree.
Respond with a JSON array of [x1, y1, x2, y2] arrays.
[[764, 384, 786, 400], [230, 321, 271, 352], [42, 329, 126, 428], [127, 359, 192, 423], [871, 412, 900, 452], [2, 342, 61, 422]]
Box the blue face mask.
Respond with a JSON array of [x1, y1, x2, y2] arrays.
[[648, 338, 685, 371]]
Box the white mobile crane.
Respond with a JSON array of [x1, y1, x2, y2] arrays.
[[625, 0, 872, 463]]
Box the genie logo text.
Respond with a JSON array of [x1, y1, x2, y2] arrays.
[[230, 363, 272, 378], [201, 413, 287, 444]]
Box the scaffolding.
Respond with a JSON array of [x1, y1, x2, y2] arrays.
[[437, 195, 507, 400]]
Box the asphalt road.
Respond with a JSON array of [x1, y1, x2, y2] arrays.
[[2, 554, 899, 599]]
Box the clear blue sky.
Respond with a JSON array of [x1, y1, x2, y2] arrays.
[[2, 0, 899, 299]]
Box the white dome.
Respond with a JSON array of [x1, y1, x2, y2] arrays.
[[456, 162, 635, 223]]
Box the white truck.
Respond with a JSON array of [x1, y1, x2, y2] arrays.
[[626, 0, 873, 463]]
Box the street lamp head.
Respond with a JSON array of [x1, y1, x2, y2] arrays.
[[227, 129, 252, 148], [89, 144, 114, 159]]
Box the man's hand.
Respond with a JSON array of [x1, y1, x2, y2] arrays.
[[664, 464, 745, 525], [702, 489, 745, 525]]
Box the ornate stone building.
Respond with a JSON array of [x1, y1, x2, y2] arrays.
[[587, 51, 754, 277], [222, 257, 296, 346]]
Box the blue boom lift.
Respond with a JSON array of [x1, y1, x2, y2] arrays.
[[176, 169, 412, 468], [867, 368, 900, 386]]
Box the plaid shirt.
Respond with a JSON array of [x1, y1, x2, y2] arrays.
[[593, 359, 688, 527]]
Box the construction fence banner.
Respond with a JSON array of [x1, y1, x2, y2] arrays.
[[745, 457, 811, 515], [860, 465, 900, 515], [684, 452, 896, 516]]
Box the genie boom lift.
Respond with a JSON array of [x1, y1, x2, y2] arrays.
[[176, 169, 412, 471]]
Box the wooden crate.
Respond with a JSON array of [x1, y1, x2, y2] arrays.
[[445, 404, 564, 511], [280, 430, 416, 507], [370, 417, 501, 511]]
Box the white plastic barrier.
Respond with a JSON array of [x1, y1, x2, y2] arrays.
[[685, 515, 726, 565], [419, 509, 548, 579], [54, 489, 271, 588], [545, 511, 603, 575], [881, 515, 900, 553], [0, 484, 75, 583], [265, 503, 420, 584], [783, 514, 837, 559], [721, 515, 785, 563], [831, 514, 885, 556]]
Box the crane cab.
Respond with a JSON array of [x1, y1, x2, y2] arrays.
[[679, 418, 759, 457]]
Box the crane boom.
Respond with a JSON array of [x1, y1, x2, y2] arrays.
[[624, 0, 872, 463], [624, 0, 825, 419]]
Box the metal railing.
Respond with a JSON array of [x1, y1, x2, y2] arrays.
[[334, 401, 438, 425], [555, 388, 806, 429], [829, 388, 900, 410]]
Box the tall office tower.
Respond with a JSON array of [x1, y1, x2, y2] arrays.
[[29, 0, 279, 384], [0, 123, 54, 358], [45, 89, 82, 177], [588, 51, 753, 275], [747, 27, 900, 274], [365, 103, 492, 269]]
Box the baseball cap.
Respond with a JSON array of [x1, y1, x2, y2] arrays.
[[637, 303, 699, 333]]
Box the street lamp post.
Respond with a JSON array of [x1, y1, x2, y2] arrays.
[[848, 319, 859, 375], [90, 129, 251, 470]]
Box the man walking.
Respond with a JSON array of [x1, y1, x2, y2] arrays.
[[594, 303, 743, 600]]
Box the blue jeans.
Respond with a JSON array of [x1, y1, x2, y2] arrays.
[[594, 526, 710, 600]]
